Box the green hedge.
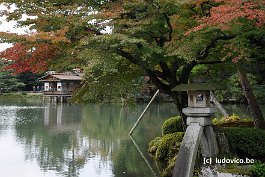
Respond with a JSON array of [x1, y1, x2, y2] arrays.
[[162, 116, 183, 136], [148, 132, 184, 177], [148, 137, 161, 157], [155, 132, 184, 161], [251, 161, 265, 177], [224, 128, 265, 159], [213, 114, 253, 127]]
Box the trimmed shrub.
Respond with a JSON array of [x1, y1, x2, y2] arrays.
[[155, 132, 184, 161], [224, 128, 265, 159], [151, 132, 184, 177], [251, 161, 265, 177], [213, 114, 254, 128], [148, 117, 184, 177], [162, 156, 177, 177], [162, 116, 183, 136], [148, 137, 161, 157]]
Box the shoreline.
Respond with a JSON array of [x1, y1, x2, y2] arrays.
[[0, 92, 44, 98]]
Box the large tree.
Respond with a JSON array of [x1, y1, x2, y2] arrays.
[[189, 0, 265, 128], [0, 0, 264, 127], [80, 0, 237, 122]]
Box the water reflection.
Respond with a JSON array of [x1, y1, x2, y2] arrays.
[[2, 100, 177, 177], [43, 103, 81, 132], [3, 98, 261, 177], [15, 103, 84, 177]]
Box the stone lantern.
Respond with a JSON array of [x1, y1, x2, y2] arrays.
[[173, 83, 221, 106], [171, 82, 222, 177]]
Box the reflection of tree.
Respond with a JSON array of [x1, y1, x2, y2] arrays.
[[15, 104, 85, 177], [81, 103, 177, 140], [82, 104, 129, 140], [0, 107, 11, 135], [111, 138, 160, 177], [14, 102, 177, 177], [81, 103, 177, 177]]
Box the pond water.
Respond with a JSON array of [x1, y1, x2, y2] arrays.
[[0, 97, 178, 177], [0, 97, 263, 177]]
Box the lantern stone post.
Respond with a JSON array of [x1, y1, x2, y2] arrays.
[[171, 83, 221, 177]]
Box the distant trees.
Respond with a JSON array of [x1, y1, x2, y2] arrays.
[[0, 59, 25, 93], [0, 58, 42, 92], [16, 72, 42, 91]]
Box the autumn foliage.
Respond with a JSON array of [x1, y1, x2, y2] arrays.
[[0, 43, 59, 74], [187, 0, 265, 34], [0, 27, 69, 74]]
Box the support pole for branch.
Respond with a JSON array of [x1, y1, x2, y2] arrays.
[[129, 89, 159, 135], [210, 91, 229, 118]]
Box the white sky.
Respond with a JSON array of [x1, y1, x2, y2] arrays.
[[0, 4, 31, 52], [0, 19, 17, 51]]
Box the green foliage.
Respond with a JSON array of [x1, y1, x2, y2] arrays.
[[213, 114, 254, 127], [16, 72, 41, 91], [224, 128, 265, 159], [228, 73, 260, 102], [0, 59, 25, 93], [155, 132, 184, 161], [162, 155, 177, 177], [251, 161, 265, 177], [213, 72, 265, 104], [162, 116, 183, 136], [148, 137, 161, 157], [71, 51, 144, 103], [252, 84, 265, 104], [148, 132, 184, 177]]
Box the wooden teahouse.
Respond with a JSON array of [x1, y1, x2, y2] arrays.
[[39, 70, 83, 102]]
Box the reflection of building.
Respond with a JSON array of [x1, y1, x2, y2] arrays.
[[44, 103, 81, 133], [39, 70, 83, 102]]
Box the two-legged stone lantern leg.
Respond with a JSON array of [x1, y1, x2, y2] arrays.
[[171, 83, 221, 177]]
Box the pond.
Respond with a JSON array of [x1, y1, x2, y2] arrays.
[[0, 97, 178, 177], [0, 97, 263, 177]]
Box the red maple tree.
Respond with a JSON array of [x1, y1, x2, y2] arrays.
[[0, 43, 59, 74], [187, 0, 265, 129], [187, 0, 265, 35]]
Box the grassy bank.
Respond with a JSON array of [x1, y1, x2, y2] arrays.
[[0, 92, 44, 98]]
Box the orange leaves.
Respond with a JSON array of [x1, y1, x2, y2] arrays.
[[0, 26, 68, 74], [0, 27, 69, 44], [97, 1, 124, 19], [26, 27, 70, 44], [0, 43, 59, 74], [209, 0, 265, 27], [96, 11, 119, 19], [0, 31, 26, 43], [187, 0, 265, 34]]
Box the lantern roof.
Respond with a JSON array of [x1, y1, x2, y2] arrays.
[[171, 83, 224, 91]]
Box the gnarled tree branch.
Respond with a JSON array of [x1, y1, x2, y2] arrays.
[[197, 34, 236, 60]]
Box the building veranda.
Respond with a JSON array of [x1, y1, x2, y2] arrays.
[[39, 70, 83, 102]]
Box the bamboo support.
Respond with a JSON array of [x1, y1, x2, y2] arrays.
[[129, 89, 159, 135]]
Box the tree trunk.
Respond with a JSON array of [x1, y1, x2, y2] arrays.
[[144, 61, 196, 131], [170, 91, 188, 130], [237, 64, 265, 129]]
